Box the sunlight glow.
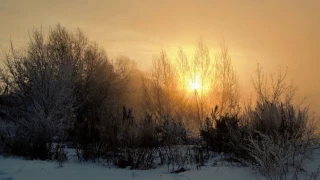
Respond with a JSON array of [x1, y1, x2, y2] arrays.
[[189, 76, 201, 91], [184, 73, 211, 96]]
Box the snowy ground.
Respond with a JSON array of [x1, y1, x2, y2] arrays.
[[0, 149, 319, 180]]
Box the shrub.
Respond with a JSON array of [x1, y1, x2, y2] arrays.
[[243, 99, 318, 179], [0, 119, 15, 153], [110, 111, 160, 169], [113, 147, 158, 170], [246, 131, 316, 180], [1, 121, 53, 160], [200, 106, 246, 156], [53, 143, 68, 168], [248, 101, 311, 141]]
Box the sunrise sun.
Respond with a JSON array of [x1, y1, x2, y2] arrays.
[[189, 76, 201, 91]]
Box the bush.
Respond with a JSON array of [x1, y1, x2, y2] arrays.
[[113, 147, 158, 169], [0, 119, 15, 153], [109, 111, 159, 169], [246, 131, 317, 180], [242, 99, 317, 179], [53, 143, 68, 168], [249, 101, 311, 141], [1, 121, 53, 160], [157, 116, 188, 147], [109, 112, 192, 170], [200, 106, 246, 156]]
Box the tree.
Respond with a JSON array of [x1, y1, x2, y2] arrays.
[[214, 45, 240, 115], [252, 64, 298, 104], [142, 39, 240, 131], [142, 50, 178, 120], [1, 24, 133, 159]]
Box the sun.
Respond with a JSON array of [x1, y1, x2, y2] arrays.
[[185, 73, 211, 96], [188, 75, 201, 92], [176, 67, 212, 96]]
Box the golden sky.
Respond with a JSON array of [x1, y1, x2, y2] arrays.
[[0, 0, 320, 114]]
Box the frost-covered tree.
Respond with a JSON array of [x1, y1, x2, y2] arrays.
[[2, 27, 77, 143], [1, 24, 133, 159]]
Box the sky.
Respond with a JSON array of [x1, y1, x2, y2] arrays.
[[0, 0, 320, 114]]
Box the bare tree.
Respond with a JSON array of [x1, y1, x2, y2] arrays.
[[142, 50, 178, 120], [214, 45, 240, 115], [252, 64, 300, 105], [141, 38, 240, 131]]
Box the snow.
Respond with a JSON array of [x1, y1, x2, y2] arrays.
[[0, 158, 255, 180], [0, 149, 319, 180]]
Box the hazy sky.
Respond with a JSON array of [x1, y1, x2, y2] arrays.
[[0, 0, 320, 114]]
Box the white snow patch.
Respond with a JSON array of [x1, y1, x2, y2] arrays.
[[0, 149, 319, 180]]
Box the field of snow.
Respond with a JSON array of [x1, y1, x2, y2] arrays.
[[0, 157, 257, 180], [0, 149, 319, 180]]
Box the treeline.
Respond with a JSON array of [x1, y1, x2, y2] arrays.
[[0, 24, 319, 178], [0, 24, 135, 160]]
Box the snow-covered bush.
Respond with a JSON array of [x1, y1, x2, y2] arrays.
[[246, 131, 317, 180], [248, 101, 312, 142], [237, 64, 319, 179], [242, 99, 317, 179]]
